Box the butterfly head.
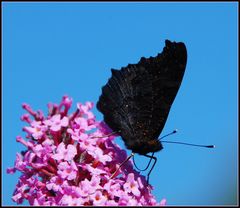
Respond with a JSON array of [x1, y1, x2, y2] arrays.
[[127, 139, 163, 155]]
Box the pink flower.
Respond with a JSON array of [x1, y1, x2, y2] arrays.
[[79, 178, 92, 197], [57, 161, 78, 180], [80, 135, 96, 150], [159, 198, 167, 206], [46, 176, 64, 192], [33, 193, 48, 206], [21, 113, 32, 123], [79, 176, 101, 197], [66, 128, 81, 141], [105, 200, 118, 206], [88, 147, 112, 164], [23, 120, 47, 139], [77, 101, 94, 116], [59, 95, 72, 114], [44, 114, 68, 131], [77, 102, 96, 128], [60, 195, 74, 205], [123, 173, 141, 197], [32, 142, 54, 163], [16, 136, 33, 148], [127, 197, 139, 206], [75, 117, 91, 131], [67, 128, 96, 151], [85, 163, 107, 176], [52, 142, 77, 161], [103, 180, 122, 198], [7, 95, 165, 206], [13, 153, 27, 172], [6, 167, 16, 174], [90, 190, 107, 205], [12, 193, 22, 203]]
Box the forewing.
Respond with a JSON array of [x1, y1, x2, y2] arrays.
[[143, 40, 187, 139]]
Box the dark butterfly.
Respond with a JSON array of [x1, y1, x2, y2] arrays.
[[96, 39, 187, 181]]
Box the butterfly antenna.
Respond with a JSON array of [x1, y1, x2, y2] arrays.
[[110, 152, 135, 179], [161, 141, 215, 148], [159, 129, 215, 148], [159, 129, 178, 140]]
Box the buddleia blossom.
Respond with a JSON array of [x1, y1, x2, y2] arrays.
[[7, 95, 166, 206]]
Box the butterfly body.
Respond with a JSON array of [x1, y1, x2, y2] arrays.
[[97, 40, 187, 155]]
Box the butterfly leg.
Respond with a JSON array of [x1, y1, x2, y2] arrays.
[[142, 153, 157, 184], [133, 152, 154, 171], [90, 130, 120, 138], [110, 152, 135, 179]]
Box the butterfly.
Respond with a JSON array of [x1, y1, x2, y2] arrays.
[[96, 40, 187, 181]]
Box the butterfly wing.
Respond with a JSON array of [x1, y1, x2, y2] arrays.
[[97, 40, 187, 154]]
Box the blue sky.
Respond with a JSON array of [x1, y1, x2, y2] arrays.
[[2, 2, 238, 206]]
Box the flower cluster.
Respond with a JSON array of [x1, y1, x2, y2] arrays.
[[7, 95, 166, 206]]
